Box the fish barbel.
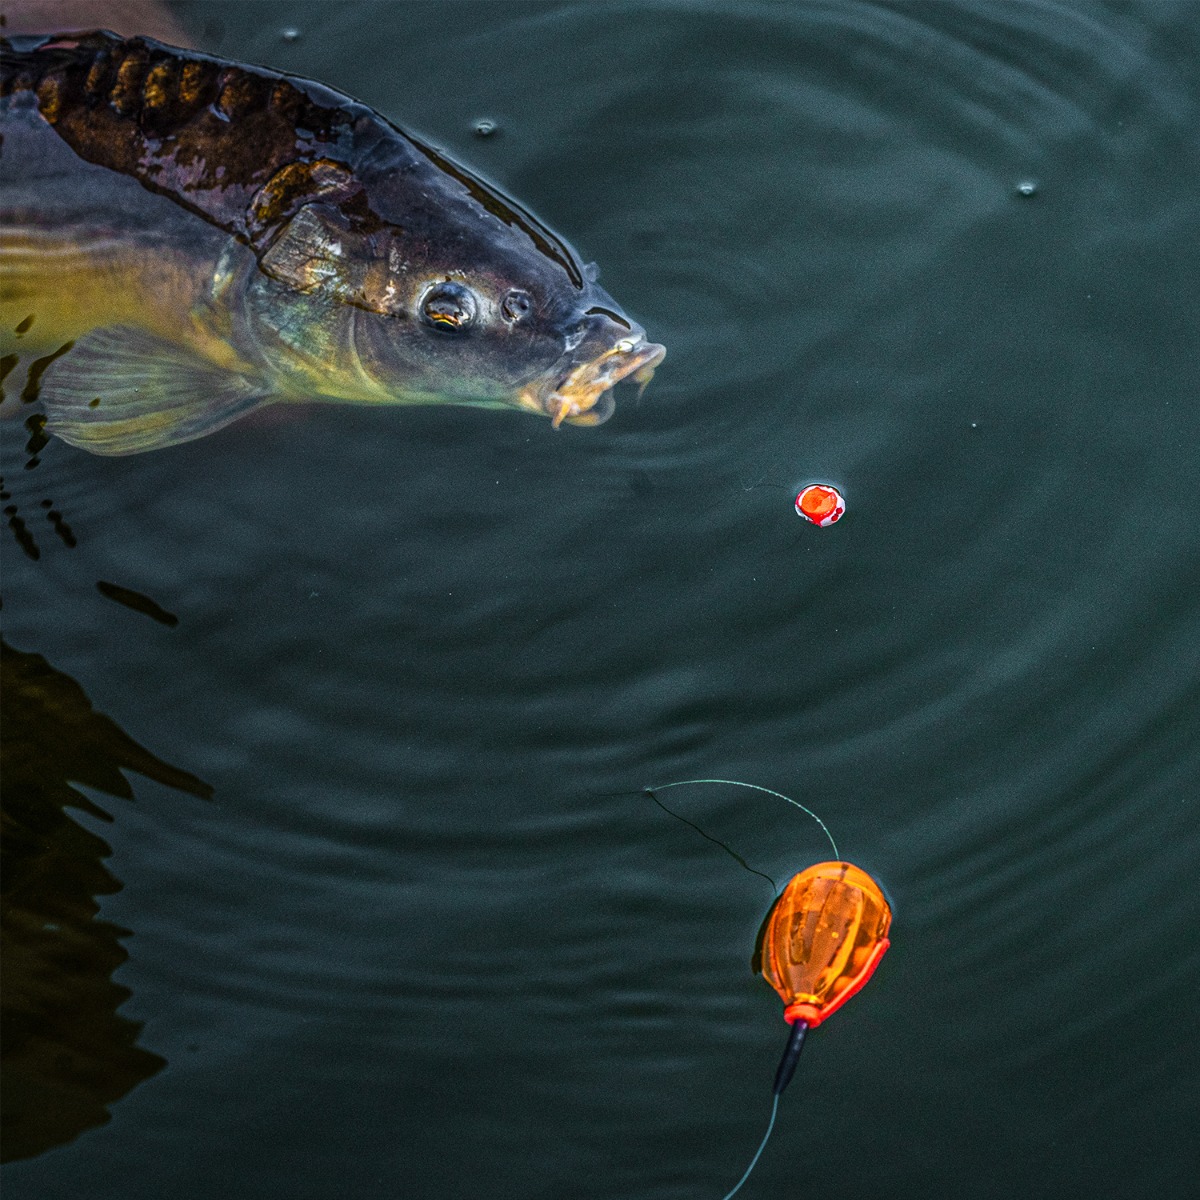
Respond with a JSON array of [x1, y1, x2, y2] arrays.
[[0, 30, 665, 454]]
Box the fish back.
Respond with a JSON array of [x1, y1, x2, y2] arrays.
[[0, 30, 382, 245]]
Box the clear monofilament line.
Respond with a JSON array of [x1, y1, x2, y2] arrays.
[[646, 778, 839, 860], [720, 1092, 779, 1200], [645, 785, 779, 892]]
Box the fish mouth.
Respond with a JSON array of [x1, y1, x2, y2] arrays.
[[517, 336, 666, 428]]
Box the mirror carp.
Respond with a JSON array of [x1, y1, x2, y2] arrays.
[[0, 30, 665, 454]]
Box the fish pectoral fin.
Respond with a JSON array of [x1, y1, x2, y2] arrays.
[[39, 326, 272, 456]]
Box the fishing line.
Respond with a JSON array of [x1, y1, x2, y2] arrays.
[[645, 778, 839, 862], [642, 778, 844, 1197], [719, 1093, 780, 1200], [644, 786, 778, 893]]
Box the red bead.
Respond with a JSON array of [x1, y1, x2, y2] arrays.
[[795, 484, 845, 526]]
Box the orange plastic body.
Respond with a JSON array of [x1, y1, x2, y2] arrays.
[[758, 861, 892, 1028]]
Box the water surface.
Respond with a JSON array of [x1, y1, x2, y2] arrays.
[[2, 2, 1197, 1197]]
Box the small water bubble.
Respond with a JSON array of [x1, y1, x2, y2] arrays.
[[473, 118, 499, 138], [280, 27, 302, 43], [1015, 179, 1039, 198]]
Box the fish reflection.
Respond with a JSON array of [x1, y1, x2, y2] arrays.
[[0, 30, 664, 454], [0, 637, 210, 1163]]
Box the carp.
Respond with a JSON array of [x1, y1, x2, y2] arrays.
[[0, 30, 664, 454]]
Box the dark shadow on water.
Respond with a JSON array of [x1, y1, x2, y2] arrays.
[[0, 637, 211, 1164]]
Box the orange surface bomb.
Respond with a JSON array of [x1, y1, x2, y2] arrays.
[[794, 484, 845, 526], [757, 861, 891, 1027]]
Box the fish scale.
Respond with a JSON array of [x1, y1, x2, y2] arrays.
[[3, 31, 354, 243]]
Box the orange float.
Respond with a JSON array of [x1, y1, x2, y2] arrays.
[[753, 861, 892, 1092]]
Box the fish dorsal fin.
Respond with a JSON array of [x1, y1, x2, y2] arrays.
[[38, 326, 271, 455]]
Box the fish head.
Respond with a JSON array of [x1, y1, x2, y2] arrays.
[[238, 143, 664, 426]]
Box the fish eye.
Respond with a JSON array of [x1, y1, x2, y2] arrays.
[[501, 289, 532, 322], [420, 282, 477, 332]]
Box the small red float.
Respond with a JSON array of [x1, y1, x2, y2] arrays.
[[794, 484, 845, 527]]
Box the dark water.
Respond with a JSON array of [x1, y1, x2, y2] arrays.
[[2, 2, 1198, 1197]]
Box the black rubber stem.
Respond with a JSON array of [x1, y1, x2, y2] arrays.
[[772, 1019, 809, 1095]]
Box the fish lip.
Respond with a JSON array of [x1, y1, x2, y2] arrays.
[[518, 336, 667, 427]]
